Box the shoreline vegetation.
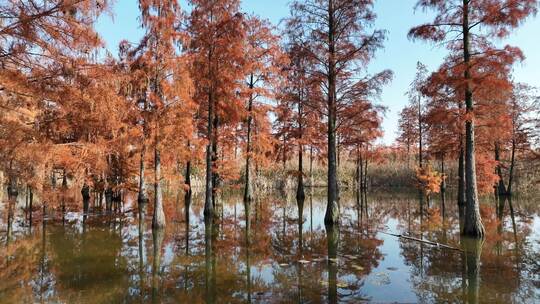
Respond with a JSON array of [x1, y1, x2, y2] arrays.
[[161, 156, 540, 196]]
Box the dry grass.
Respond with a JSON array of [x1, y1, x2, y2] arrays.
[[176, 155, 539, 197]]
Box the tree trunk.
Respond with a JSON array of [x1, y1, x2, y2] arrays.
[[28, 186, 33, 227], [185, 159, 192, 201], [309, 145, 314, 187], [359, 149, 364, 192], [458, 141, 466, 208], [325, 108, 339, 225], [81, 183, 90, 215], [204, 90, 215, 217], [105, 187, 113, 213], [297, 144, 305, 202], [406, 140, 410, 169], [356, 147, 361, 191], [212, 116, 219, 207], [297, 100, 305, 202], [418, 96, 423, 168], [440, 155, 446, 217], [7, 202, 13, 243], [337, 134, 340, 169], [363, 157, 369, 193], [494, 141, 507, 196], [244, 77, 254, 204], [462, 0, 485, 238], [507, 139, 516, 195], [325, 0, 339, 226], [138, 140, 148, 206], [152, 134, 166, 229]]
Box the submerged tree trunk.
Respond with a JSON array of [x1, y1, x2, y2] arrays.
[[61, 170, 68, 224], [297, 100, 305, 202], [7, 199, 14, 244], [152, 137, 166, 229], [462, 0, 485, 238], [81, 183, 90, 215], [28, 186, 33, 228], [494, 141, 507, 196], [105, 187, 113, 213], [440, 155, 446, 217]]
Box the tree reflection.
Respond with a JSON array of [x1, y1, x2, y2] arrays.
[[138, 200, 146, 300], [1, 189, 539, 303], [204, 217, 216, 304], [244, 205, 252, 303], [48, 223, 128, 303], [151, 228, 164, 303], [325, 223, 339, 304], [461, 237, 483, 304]]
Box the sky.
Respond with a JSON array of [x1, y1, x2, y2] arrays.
[[96, 0, 540, 145]]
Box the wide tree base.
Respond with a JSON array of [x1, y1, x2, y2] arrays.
[[462, 223, 485, 238], [324, 201, 339, 225]]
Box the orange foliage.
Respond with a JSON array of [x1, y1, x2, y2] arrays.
[[415, 164, 444, 197]]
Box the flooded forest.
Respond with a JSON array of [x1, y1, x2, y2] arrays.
[[1, 0, 540, 303]]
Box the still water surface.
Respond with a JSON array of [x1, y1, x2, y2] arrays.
[[1, 190, 539, 303]]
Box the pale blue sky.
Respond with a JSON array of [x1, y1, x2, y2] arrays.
[[96, 0, 540, 145]]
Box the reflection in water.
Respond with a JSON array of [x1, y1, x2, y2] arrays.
[[245, 204, 252, 304], [0, 190, 539, 303], [462, 237, 483, 304], [151, 228, 164, 303], [138, 201, 146, 301], [326, 224, 339, 304], [296, 196, 304, 303], [204, 217, 216, 304]]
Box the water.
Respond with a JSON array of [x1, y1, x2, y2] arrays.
[[1, 190, 539, 303]]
